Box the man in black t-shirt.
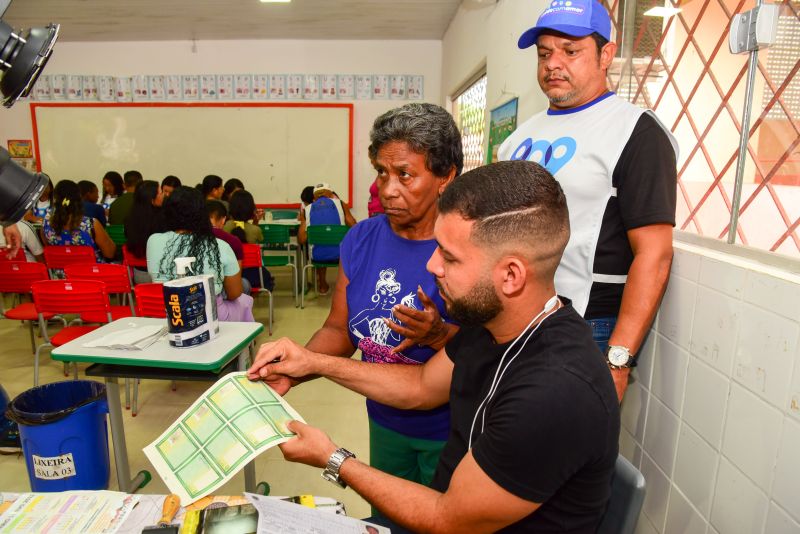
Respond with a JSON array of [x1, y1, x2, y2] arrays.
[[248, 161, 620, 533], [498, 0, 678, 401]]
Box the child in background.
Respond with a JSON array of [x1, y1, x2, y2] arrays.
[[222, 178, 244, 203], [224, 190, 274, 292], [23, 177, 52, 224], [101, 171, 124, 207], [78, 180, 107, 226], [206, 200, 250, 294]]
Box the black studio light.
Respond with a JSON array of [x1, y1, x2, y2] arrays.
[[0, 0, 58, 226]]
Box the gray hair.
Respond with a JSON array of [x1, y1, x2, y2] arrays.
[[368, 103, 464, 178]]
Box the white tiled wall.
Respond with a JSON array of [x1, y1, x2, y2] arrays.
[[624, 242, 800, 534]]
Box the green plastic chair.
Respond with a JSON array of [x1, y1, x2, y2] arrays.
[[259, 224, 299, 307], [106, 224, 127, 246], [301, 224, 349, 308]]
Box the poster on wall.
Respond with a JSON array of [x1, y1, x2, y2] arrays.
[[303, 74, 319, 100], [337, 75, 355, 99], [389, 75, 406, 100], [82, 76, 98, 100], [66, 75, 83, 100], [320, 74, 337, 100], [217, 75, 234, 99], [269, 75, 286, 99], [132, 75, 149, 101], [7, 140, 33, 159], [487, 97, 518, 164], [355, 75, 372, 100], [407, 75, 424, 100], [235, 74, 252, 99], [165, 75, 182, 100], [287, 74, 302, 99], [115, 76, 132, 102], [181, 75, 199, 100], [149, 75, 166, 100], [97, 76, 114, 101], [253, 75, 269, 99], [50, 74, 66, 100], [372, 75, 389, 99]]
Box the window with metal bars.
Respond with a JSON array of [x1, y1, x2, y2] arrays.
[[604, 0, 800, 257], [452, 74, 488, 173]]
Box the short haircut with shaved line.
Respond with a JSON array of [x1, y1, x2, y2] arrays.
[[438, 160, 570, 281]]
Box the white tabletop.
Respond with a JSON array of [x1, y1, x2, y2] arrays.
[[51, 318, 263, 371]]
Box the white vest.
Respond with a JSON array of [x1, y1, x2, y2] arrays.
[[498, 95, 677, 316]]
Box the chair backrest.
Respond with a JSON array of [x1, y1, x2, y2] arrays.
[[43, 245, 96, 270], [0, 248, 26, 261], [269, 209, 299, 220], [306, 224, 349, 246], [134, 283, 166, 318], [122, 244, 148, 268], [597, 455, 647, 534], [241, 243, 264, 269], [64, 263, 132, 294], [0, 262, 50, 293], [259, 224, 292, 246], [106, 224, 127, 245], [31, 279, 112, 319]]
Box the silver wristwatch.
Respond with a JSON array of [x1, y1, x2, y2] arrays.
[[321, 447, 356, 488], [606, 345, 636, 369]]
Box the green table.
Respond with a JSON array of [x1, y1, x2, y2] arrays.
[[52, 318, 263, 494]]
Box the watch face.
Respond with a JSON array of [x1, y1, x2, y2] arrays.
[[608, 347, 630, 366]]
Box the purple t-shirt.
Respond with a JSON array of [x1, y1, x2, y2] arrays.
[[213, 228, 243, 260], [341, 215, 451, 441]]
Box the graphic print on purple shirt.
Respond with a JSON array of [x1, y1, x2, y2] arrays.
[[341, 215, 451, 440]]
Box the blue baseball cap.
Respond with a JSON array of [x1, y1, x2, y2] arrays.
[[518, 0, 612, 49]]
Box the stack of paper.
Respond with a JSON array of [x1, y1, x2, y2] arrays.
[[83, 324, 166, 350]]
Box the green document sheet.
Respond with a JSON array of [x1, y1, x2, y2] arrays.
[[143, 372, 305, 504]]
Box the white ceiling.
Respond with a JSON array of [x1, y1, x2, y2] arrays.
[[3, 0, 469, 42]]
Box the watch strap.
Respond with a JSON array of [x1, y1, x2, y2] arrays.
[[321, 447, 356, 488]]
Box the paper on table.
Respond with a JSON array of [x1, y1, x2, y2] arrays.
[[244, 493, 390, 534], [0, 491, 140, 534], [144, 372, 305, 504], [83, 324, 166, 350]]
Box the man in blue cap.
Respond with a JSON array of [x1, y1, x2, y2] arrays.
[[499, 0, 678, 402]]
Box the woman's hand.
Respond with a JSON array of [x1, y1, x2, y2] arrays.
[[386, 285, 452, 353]]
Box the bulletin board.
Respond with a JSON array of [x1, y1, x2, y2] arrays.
[[29, 102, 353, 207]]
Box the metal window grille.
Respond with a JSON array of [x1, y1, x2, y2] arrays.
[[604, 0, 800, 257], [454, 75, 488, 173]]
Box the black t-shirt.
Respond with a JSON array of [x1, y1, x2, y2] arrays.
[[431, 301, 620, 533], [586, 112, 677, 319]]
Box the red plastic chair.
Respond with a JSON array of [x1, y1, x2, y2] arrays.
[[65, 263, 135, 322], [134, 283, 166, 318], [242, 243, 273, 335], [122, 244, 148, 285], [43, 245, 96, 277], [0, 248, 26, 261], [0, 262, 61, 353], [31, 279, 113, 386]]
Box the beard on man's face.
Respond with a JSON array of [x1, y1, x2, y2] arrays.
[[437, 278, 503, 327]]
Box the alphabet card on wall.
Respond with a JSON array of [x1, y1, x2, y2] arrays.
[[50, 74, 66, 100], [217, 75, 234, 99], [149, 75, 165, 100], [372, 75, 389, 99], [235, 75, 252, 100], [321, 74, 337, 100], [115, 76, 132, 102], [407, 75, 424, 100], [269, 75, 286, 99], [66, 75, 82, 100], [253, 75, 269, 100], [132, 75, 149, 101], [356, 75, 372, 100], [97, 76, 114, 101], [389, 75, 406, 100], [165, 75, 182, 100], [181, 75, 199, 100], [303, 75, 319, 100], [82, 76, 98, 100], [200, 75, 217, 100], [337, 75, 354, 99], [287, 74, 302, 99]]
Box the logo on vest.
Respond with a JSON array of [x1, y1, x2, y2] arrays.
[[508, 136, 576, 175]]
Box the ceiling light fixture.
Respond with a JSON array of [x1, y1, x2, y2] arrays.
[[0, 0, 58, 225]]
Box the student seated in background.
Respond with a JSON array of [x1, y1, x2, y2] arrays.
[[78, 180, 107, 226], [124, 180, 165, 284], [108, 170, 143, 225], [22, 177, 52, 225], [43, 180, 116, 272], [298, 182, 356, 295], [101, 171, 124, 208], [0, 219, 44, 262], [222, 178, 244, 204], [146, 186, 254, 322], [200, 174, 225, 207], [224, 190, 275, 291], [207, 200, 250, 294], [161, 175, 181, 199]]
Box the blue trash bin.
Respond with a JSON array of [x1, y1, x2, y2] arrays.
[[5, 380, 110, 491]]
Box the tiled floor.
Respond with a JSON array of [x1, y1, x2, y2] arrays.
[[0, 269, 372, 518]]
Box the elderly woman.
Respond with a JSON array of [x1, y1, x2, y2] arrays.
[[253, 103, 463, 487]]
